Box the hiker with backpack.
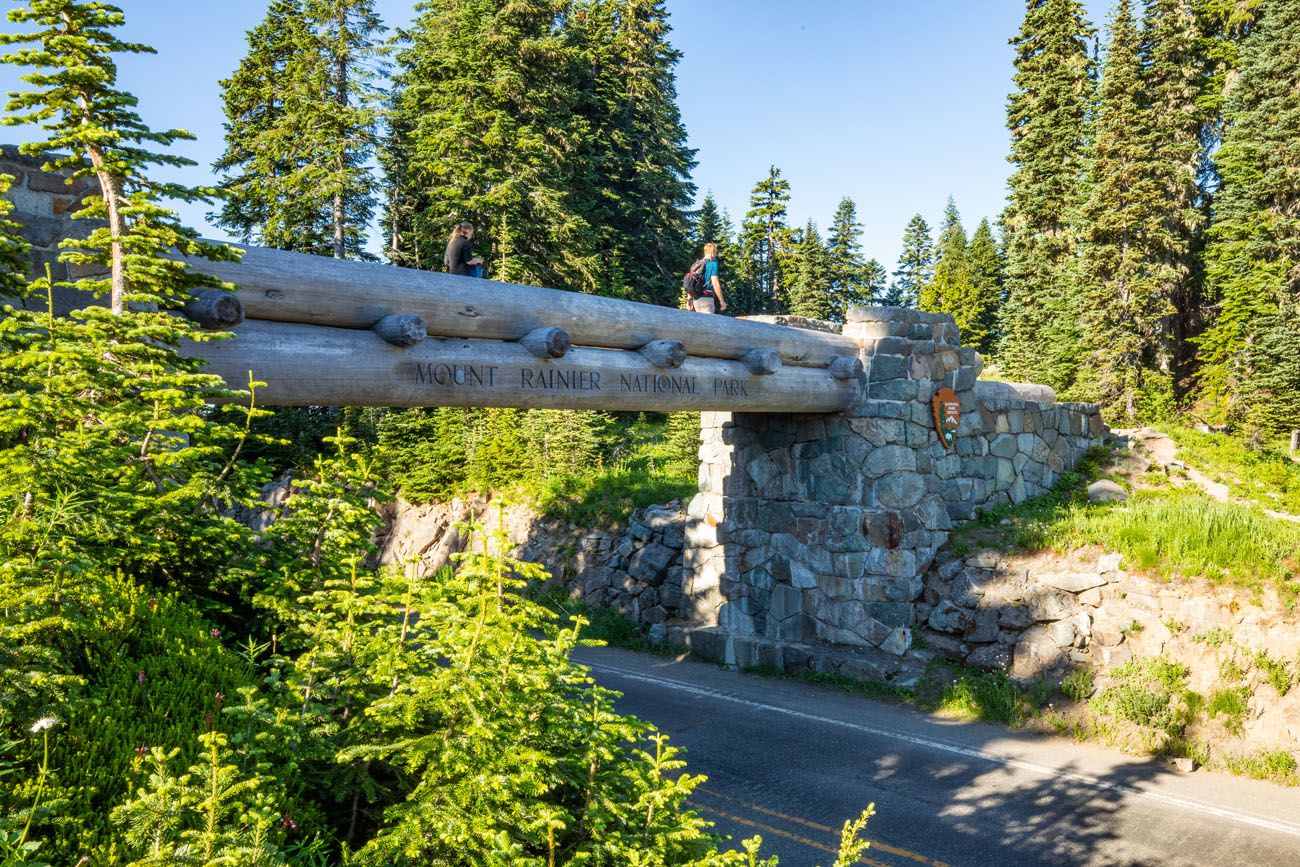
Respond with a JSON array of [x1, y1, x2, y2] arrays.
[[683, 242, 728, 313]]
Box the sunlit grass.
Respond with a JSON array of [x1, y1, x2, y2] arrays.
[[1164, 425, 1300, 515]]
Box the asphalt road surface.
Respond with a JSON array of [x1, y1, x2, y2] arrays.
[[575, 646, 1300, 867]]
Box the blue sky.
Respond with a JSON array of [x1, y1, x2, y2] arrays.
[[1, 0, 1108, 269]]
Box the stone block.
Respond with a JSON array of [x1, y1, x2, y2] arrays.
[[863, 444, 916, 477], [868, 379, 918, 401], [881, 627, 911, 656], [966, 643, 1012, 671], [1012, 625, 1066, 679], [965, 608, 1001, 643], [928, 600, 971, 634], [990, 433, 1018, 458], [874, 472, 927, 509], [869, 353, 911, 382], [865, 601, 912, 627], [865, 547, 917, 578]]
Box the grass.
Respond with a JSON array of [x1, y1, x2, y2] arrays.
[[954, 442, 1300, 604], [1164, 425, 1300, 515], [539, 590, 678, 654], [1224, 749, 1300, 785], [914, 663, 1049, 727], [1090, 656, 1196, 741], [532, 420, 696, 528], [1207, 687, 1250, 736]]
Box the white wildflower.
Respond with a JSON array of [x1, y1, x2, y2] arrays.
[[30, 716, 59, 733]]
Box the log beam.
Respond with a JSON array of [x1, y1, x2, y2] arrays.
[[520, 326, 571, 358], [185, 319, 859, 413], [372, 313, 426, 346], [185, 243, 861, 368], [183, 289, 244, 330], [639, 339, 686, 369]]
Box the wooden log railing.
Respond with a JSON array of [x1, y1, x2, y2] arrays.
[[180, 243, 865, 413]]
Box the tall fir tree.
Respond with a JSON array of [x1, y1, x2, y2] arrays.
[[736, 165, 793, 314], [920, 197, 974, 324], [213, 0, 382, 259], [307, 0, 385, 260], [861, 257, 889, 305], [964, 218, 1005, 354], [567, 0, 696, 304], [786, 220, 834, 320], [826, 197, 871, 320], [1196, 0, 1300, 434], [1143, 0, 1210, 388], [999, 0, 1095, 393], [886, 214, 933, 308], [387, 0, 597, 290], [1077, 0, 1173, 421]]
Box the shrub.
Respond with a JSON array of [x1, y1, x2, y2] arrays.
[[1207, 687, 1250, 736], [1060, 668, 1095, 702]]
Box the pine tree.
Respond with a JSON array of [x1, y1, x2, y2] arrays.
[[213, 0, 382, 259], [736, 165, 793, 314], [999, 0, 1095, 393], [826, 197, 870, 320], [388, 0, 597, 290], [886, 214, 933, 308], [306, 0, 385, 260], [921, 197, 974, 327], [964, 218, 1004, 353], [860, 258, 888, 307], [1196, 0, 1300, 433], [786, 220, 833, 320], [567, 0, 696, 305], [1143, 0, 1211, 388], [1077, 0, 1173, 421]]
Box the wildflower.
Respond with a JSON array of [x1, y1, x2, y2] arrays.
[[148, 597, 157, 609], [30, 716, 59, 734], [280, 813, 297, 831], [210, 628, 221, 639], [134, 742, 148, 757], [136, 670, 146, 684], [213, 691, 225, 708]]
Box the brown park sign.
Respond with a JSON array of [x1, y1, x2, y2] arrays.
[[932, 387, 960, 450]]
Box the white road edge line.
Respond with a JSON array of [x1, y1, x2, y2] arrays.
[[587, 661, 1300, 841]]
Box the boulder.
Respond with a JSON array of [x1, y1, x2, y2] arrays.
[[966, 644, 1012, 671], [1087, 480, 1128, 504], [928, 600, 971, 634], [1012, 625, 1066, 679]]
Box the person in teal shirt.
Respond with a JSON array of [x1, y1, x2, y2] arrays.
[[694, 242, 729, 313]]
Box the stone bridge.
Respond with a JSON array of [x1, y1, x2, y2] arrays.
[[3, 146, 1104, 664]]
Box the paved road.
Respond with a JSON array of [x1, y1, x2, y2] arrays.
[[575, 646, 1300, 867]]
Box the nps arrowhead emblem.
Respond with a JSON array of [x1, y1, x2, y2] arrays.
[[931, 386, 960, 450]]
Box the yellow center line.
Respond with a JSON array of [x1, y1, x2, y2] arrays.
[[695, 801, 894, 867], [694, 786, 952, 867]]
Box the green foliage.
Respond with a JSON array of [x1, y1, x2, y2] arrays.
[[1165, 424, 1300, 514], [885, 214, 932, 308], [786, 220, 834, 320], [1060, 668, 1095, 702], [999, 0, 1094, 394], [825, 197, 874, 320], [1196, 0, 1300, 432], [915, 664, 1042, 727], [1076, 0, 1176, 421], [919, 197, 972, 321], [963, 218, 1004, 353], [1224, 749, 1299, 784], [735, 166, 794, 315], [1207, 686, 1250, 735], [1091, 656, 1196, 742]]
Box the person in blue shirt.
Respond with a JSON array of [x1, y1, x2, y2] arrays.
[[694, 242, 729, 313]]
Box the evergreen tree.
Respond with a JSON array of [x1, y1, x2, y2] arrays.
[[860, 257, 889, 307], [306, 0, 385, 260], [920, 197, 974, 325], [786, 220, 833, 320], [213, 0, 382, 259], [1196, 0, 1300, 433], [826, 197, 871, 320], [964, 218, 1004, 354], [1143, 0, 1210, 387], [886, 214, 933, 308], [1077, 0, 1173, 421], [568, 0, 696, 304], [999, 0, 1095, 393], [736, 165, 793, 314], [388, 0, 597, 290]]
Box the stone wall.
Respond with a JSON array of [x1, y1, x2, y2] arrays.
[[676, 306, 1104, 664]]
